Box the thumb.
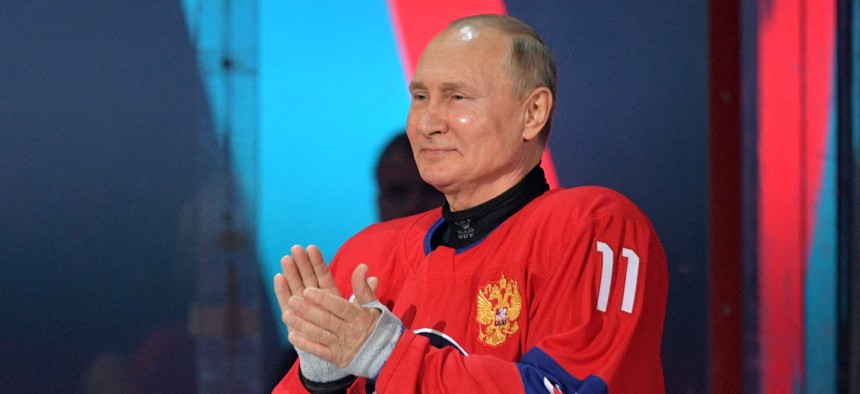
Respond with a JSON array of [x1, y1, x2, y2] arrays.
[[367, 276, 379, 295], [351, 264, 376, 305]]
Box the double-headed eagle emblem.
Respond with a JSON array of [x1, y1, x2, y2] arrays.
[[476, 274, 522, 347]]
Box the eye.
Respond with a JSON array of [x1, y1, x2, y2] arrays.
[[452, 94, 465, 101], [412, 93, 427, 101]]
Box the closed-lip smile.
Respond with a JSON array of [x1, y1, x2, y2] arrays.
[[421, 148, 456, 158], [422, 146, 456, 153]]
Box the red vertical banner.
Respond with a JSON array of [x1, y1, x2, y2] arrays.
[[386, 0, 507, 80], [759, 0, 807, 390], [758, 0, 834, 391], [386, 0, 560, 189], [709, 0, 742, 391]]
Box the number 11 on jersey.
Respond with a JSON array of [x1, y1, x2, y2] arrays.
[[595, 241, 640, 313]]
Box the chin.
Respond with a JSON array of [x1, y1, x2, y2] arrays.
[[419, 172, 454, 193], [423, 178, 451, 192]]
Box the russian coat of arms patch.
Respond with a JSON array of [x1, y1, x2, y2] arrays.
[[476, 274, 522, 347]]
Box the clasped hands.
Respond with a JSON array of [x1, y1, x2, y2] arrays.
[[274, 245, 381, 369]]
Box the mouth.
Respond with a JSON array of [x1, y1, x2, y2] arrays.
[[421, 146, 456, 154], [420, 148, 457, 159]]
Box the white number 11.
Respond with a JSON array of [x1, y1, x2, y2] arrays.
[[595, 241, 640, 313]]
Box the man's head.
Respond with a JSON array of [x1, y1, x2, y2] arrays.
[[448, 15, 557, 142], [406, 14, 556, 210]]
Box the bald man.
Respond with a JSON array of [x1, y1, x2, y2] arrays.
[[273, 14, 667, 394]]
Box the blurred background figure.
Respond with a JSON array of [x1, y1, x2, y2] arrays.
[[375, 132, 446, 221]]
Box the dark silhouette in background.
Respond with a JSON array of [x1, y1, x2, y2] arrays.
[[376, 132, 446, 221]]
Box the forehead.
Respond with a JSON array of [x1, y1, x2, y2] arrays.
[[411, 26, 512, 87]]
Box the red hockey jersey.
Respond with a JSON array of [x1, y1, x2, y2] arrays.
[[274, 186, 668, 393]]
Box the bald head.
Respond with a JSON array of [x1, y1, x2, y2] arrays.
[[441, 15, 558, 142]]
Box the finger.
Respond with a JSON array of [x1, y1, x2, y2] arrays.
[[288, 287, 353, 333], [288, 331, 336, 363], [281, 253, 305, 296], [367, 276, 379, 295], [273, 273, 292, 315], [351, 264, 377, 305], [307, 245, 338, 293], [292, 244, 319, 289], [282, 308, 338, 345], [302, 287, 358, 322], [299, 287, 382, 369]]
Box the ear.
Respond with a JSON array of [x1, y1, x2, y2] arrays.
[[521, 87, 552, 142]]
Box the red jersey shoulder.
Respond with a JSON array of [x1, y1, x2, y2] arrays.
[[328, 208, 440, 295], [499, 186, 661, 280], [525, 186, 654, 227], [337, 208, 440, 259]]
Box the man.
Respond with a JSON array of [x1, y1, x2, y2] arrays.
[[273, 14, 667, 393]]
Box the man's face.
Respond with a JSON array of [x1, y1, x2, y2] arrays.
[[406, 26, 532, 208]]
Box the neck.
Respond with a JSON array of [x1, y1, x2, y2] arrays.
[[444, 154, 543, 211], [431, 164, 549, 250]]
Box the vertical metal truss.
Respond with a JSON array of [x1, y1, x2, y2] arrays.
[[837, 0, 860, 391], [182, 1, 263, 392], [740, 0, 760, 391]]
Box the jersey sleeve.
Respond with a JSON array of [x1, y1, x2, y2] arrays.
[[520, 202, 668, 393], [373, 191, 668, 393], [272, 362, 370, 394]]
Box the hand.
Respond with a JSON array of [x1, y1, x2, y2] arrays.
[[274, 245, 356, 383], [283, 264, 381, 368], [273, 245, 339, 324]]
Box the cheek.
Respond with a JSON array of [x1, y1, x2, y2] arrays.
[[451, 105, 481, 127], [453, 101, 506, 130], [454, 113, 470, 126], [405, 110, 419, 133]]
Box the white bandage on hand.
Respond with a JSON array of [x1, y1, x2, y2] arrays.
[[344, 300, 403, 379], [297, 349, 350, 383]]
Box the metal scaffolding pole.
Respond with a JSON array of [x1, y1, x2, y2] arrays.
[[181, 1, 265, 392]]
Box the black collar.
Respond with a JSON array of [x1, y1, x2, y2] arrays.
[[430, 164, 550, 251]]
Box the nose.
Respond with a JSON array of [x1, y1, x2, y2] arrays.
[[415, 100, 447, 137]]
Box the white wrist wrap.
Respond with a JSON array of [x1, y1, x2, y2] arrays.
[[297, 348, 350, 383], [344, 299, 403, 379]]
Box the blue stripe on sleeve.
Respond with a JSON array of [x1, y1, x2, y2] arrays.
[[517, 347, 608, 394]]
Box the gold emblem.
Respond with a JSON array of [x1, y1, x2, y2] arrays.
[[476, 274, 522, 347]]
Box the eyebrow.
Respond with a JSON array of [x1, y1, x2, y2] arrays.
[[408, 81, 467, 92]]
